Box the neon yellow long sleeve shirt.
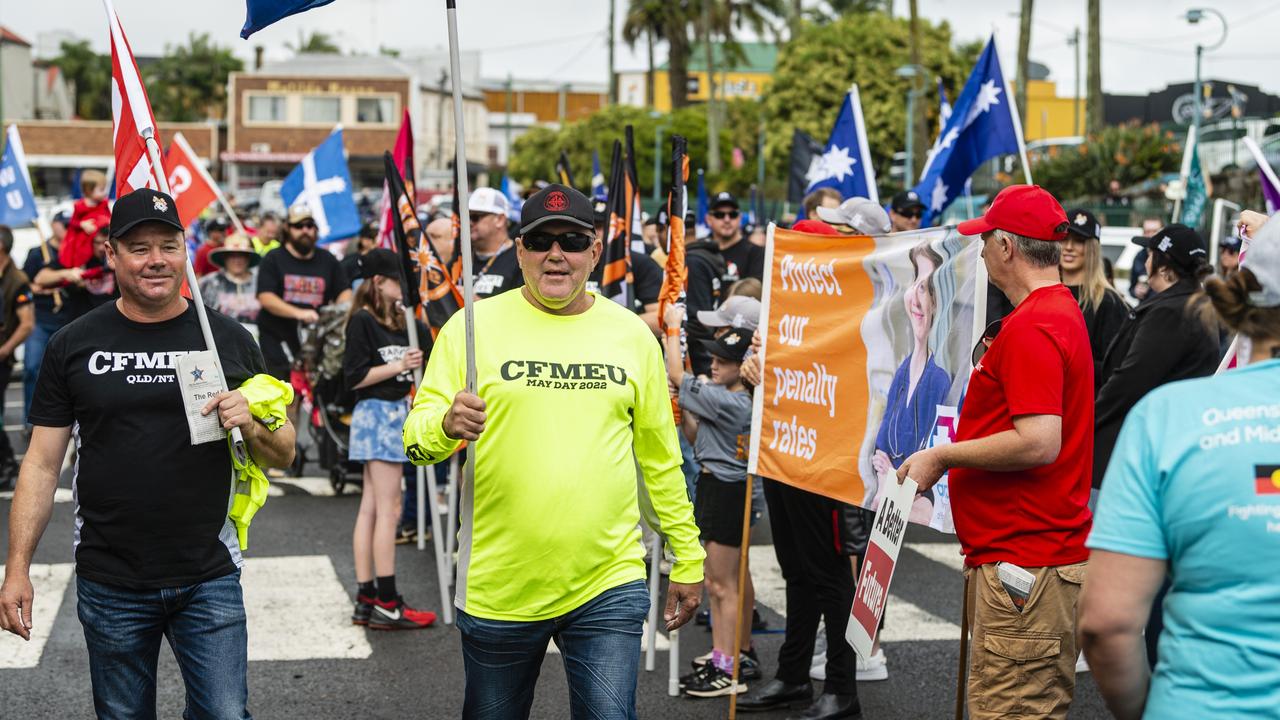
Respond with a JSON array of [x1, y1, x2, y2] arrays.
[[403, 290, 705, 622]]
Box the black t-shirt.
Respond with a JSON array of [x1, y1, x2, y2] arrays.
[[27, 253, 114, 324], [256, 246, 348, 364], [467, 242, 523, 299], [586, 251, 663, 313], [718, 238, 765, 284], [23, 247, 68, 328], [339, 252, 362, 290], [29, 301, 266, 589], [343, 309, 432, 403]]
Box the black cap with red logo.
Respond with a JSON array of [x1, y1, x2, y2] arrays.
[[520, 183, 594, 235]]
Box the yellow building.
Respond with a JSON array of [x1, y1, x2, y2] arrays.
[[1022, 78, 1086, 141], [617, 42, 776, 112]]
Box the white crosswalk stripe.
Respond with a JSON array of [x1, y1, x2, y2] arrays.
[[0, 563, 73, 669]]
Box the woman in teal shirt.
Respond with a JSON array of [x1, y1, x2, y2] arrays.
[[1080, 210, 1280, 719]]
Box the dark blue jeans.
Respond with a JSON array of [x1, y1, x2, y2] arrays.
[[457, 579, 650, 720], [22, 320, 60, 424], [76, 570, 252, 720]]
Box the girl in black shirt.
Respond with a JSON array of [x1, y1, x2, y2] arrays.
[[342, 249, 435, 630], [1060, 209, 1128, 390]]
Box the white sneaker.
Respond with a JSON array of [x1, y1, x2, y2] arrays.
[[1075, 653, 1090, 674], [857, 648, 888, 682], [809, 650, 827, 680]]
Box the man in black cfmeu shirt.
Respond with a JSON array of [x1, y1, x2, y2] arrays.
[[0, 189, 296, 719]]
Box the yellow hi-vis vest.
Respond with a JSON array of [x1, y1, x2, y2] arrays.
[[227, 373, 293, 550]]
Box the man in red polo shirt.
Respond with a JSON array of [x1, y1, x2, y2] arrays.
[[897, 184, 1092, 720]]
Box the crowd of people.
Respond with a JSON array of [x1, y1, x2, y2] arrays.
[[0, 161, 1277, 720]]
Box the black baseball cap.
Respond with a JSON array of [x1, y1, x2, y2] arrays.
[[1064, 208, 1101, 240], [1220, 233, 1243, 251], [1133, 223, 1207, 271], [521, 183, 594, 234], [700, 327, 752, 363], [109, 188, 185, 238], [357, 248, 404, 280], [592, 200, 609, 228], [891, 191, 926, 213], [711, 191, 739, 210]]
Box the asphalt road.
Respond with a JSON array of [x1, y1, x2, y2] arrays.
[[0, 377, 1112, 719]]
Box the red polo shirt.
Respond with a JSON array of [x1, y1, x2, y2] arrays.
[[949, 284, 1093, 568]]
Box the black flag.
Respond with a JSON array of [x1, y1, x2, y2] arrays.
[[788, 128, 825, 210]]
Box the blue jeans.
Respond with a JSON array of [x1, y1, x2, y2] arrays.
[[457, 579, 650, 720], [76, 570, 252, 720], [22, 320, 59, 424]]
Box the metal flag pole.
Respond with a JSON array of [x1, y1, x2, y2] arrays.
[[142, 127, 248, 465]]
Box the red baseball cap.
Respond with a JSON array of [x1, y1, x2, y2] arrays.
[[791, 219, 839, 236], [957, 184, 1069, 241]]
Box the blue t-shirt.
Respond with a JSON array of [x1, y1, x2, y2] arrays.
[[1088, 359, 1280, 719]]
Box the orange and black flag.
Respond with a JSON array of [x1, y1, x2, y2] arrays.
[[601, 128, 639, 306], [556, 150, 575, 189], [659, 135, 689, 421], [1256, 465, 1280, 495], [384, 151, 462, 336]]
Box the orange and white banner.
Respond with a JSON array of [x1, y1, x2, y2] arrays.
[[750, 225, 983, 529], [163, 132, 219, 226]]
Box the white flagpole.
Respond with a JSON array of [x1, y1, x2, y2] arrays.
[[1243, 136, 1280, 195], [172, 131, 246, 236], [142, 128, 248, 465], [993, 32, 1033, 184], [444, 0, 476, 627], [849, 84, 879, 205], [1173, 126, 1195, 222]]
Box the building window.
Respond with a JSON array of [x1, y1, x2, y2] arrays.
[[247, 95, 286, 123], [302, 96, 341, 123], [356, 97, 395, 124]]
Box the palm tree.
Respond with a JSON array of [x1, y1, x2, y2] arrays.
[[287, 30, 341, 55], [1086, 0, 1103, 134], [622, 0, 667, 108]]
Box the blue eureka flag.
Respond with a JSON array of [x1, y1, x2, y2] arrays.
[[281, 128, 360, 245], [590, 150, 607, 202], [241, 0, 337, 39], [0, 126, 39, 227], [696, 170, 709, 239], [805, 88, 876, 202], [913, 36, 1022, 225]]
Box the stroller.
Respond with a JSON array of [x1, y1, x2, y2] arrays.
[[295, 303, 364, 494]]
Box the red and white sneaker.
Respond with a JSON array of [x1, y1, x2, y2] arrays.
[[368, 596, 437, 631]]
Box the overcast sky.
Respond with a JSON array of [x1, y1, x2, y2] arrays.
[[2, 1, 1278, 96]]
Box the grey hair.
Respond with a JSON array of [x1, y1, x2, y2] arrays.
[[1003, 230, 1061, 268]]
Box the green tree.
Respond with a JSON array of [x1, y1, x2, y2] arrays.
[[622, 0, 667, 108], [49, 40, 112, 120], [287, 31, 341, 54], [1030, 123, 1181, 202], [145, 33, 244, 121], [761, 12, 979, 200]]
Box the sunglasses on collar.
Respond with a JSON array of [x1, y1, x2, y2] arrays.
[[521, 230, 594, 253]]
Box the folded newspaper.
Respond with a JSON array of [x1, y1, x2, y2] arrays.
[[997, 562, 1035, 613]]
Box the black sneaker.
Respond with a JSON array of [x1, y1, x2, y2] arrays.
[[368, 596, 437, 631], [351, 594, 374, 626], [752, 608, 768, 632], [740, 648, 762, 681], [684, 665, 748, 698], [679, 661, 713, 689]]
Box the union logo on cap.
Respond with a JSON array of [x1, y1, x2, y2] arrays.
[[153, 195, 168, 213], [544, 191, 568, 212]]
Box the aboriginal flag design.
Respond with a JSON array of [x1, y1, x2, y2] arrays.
[[1255, 465, 1280, 495]]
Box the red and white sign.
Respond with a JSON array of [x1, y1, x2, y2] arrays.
[[105, 0, 163, 196], [846, 476, 918, 659], [163, 132, 218, 226]]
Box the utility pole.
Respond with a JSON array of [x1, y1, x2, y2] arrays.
[[704, 1, 720, 174], [607, 0, 617, 105], [1086, 0, 1103, 135], [1069, 27, 1081, 136], [504, 73, 513, 169], [1016, 0, 1034, 128]]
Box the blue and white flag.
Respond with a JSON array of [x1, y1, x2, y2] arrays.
[[590, 149, 607, 202], [937, 79, 952, 134], [500, 174, 523, 223], [0, 126, 39, 227], [913, 37, 1023, 225], [281, 128, 360, 245], [696, 169, 709, 239], [805, 85, 878, 204], [241, 0, 337, 39]]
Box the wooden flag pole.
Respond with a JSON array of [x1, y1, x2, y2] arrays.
[[727, 473, 755, 718]]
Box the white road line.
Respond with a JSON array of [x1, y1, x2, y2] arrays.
[[0, 488, 73, 503], [241, 555, 372, 662], [0, 563, 73, 669], [266, 476, 338, 498], [545, 620, 670, 655], [904, 542, 966, 573]]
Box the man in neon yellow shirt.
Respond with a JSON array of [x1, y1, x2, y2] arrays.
[[403, 183, 704, 719]]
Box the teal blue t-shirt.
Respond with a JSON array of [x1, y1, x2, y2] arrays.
[[1089, 359, 1280, 719]]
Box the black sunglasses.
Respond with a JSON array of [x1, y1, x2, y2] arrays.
[[971, 319, 1003, 367], [898, 208, 923, 219], [291, 221, 317, 230], [710, 210, 740, 220], [521, 231, 594, 253], [468, 213, 490, 224]]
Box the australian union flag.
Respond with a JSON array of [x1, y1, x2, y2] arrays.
[[913, 37, 1022, 225], [805, 90, 875, 202]]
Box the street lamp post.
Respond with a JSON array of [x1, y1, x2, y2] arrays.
[[1185, 8, 1229, 142], [895, 64, 926, 189]]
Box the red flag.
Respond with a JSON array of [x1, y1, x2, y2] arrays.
[[163, 132, 218, 226], [105, 0, 163, 196], [377, 109, 415, 249]]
